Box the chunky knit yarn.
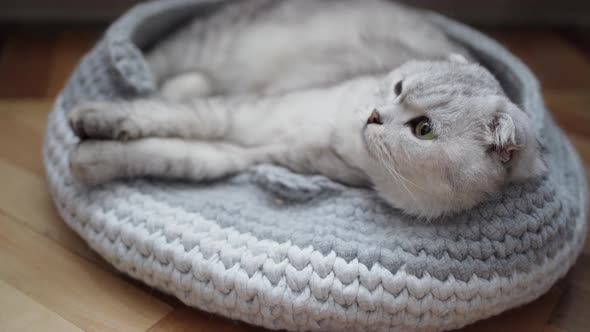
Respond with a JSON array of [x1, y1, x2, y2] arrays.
[[43, 1, 587, 331]]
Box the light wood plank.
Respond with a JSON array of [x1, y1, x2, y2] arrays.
[[0, 100, 51, 138], [0, 280, 82, 332], [0, 100, 52, 179], [0, 101, 114, 268], [147, 307, 263, 332], [0, 99, 52, 115], [0, 101, 185, 309], [3, 99, 52, 131], [0, 110, 46, 177], [0, 213, 172, 332], [0, 159, 113, 269]]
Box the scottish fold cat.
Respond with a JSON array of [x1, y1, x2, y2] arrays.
[[68, 0, 546, 218]]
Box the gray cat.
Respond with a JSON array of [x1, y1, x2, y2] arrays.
[[68, 0, 546, 218]]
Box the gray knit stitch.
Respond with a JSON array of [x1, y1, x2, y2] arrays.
[[43, 1, 587, 331]]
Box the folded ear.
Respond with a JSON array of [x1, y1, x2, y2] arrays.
[[489, 100, 547, 181], [448, 53, 469, 64], [490, 112, 518, 163]]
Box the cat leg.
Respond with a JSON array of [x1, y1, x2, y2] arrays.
[[69, 138, 271, 184], [68, 98, 231, 141], [160, 71, 213, 101]]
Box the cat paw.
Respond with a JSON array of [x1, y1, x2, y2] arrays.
[[69, 141, 122, 184], [68, 102, 141, 141], [160, 72, 212, 101]]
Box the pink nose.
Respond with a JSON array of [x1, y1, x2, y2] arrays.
[[367, 109, 382, 125]]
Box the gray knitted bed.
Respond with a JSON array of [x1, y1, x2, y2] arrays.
[[43, 1, 588, 331]]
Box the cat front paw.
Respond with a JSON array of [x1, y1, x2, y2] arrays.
[[68, 102, 141, 141], [69, 141, 123, 184]]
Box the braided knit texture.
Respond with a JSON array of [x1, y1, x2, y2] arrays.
[[43, 1, 588, 331]]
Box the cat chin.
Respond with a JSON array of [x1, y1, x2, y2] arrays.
[[376, 186, 484, 220], [368, 167, 494, 220]]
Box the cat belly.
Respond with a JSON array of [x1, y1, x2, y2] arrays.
[[147, 0, 467, 95]]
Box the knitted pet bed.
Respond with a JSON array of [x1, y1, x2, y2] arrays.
[[43, 1, 588, 331]]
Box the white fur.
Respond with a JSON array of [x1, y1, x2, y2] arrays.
[[68, 0, 546, 219], [147, 0, 470, 95], [161, 72, 212, 100], [69, 60, 545, 218]]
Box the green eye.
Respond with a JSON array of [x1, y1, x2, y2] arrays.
[[414, 117, 437, 140]]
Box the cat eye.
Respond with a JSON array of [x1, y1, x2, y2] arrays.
[[394, 81, 403, 96], [409, 116, 436, 140]]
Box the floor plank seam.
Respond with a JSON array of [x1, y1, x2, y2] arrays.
[[0, 209, 120, 276]]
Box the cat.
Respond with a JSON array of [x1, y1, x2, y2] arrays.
[[147, 0, 471, 98], [68, 0, 546, 219]]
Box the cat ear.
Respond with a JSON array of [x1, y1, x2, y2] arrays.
[[490, 112, 518, 163], [448, 53, 468, 64], [489, 100, 547, 181]]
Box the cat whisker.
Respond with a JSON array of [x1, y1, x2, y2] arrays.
[[375, 142, 417, 204], [370, 140, 404, 188], [381, 150, 431, 217], [382, 147, 425, 192], [383, 159, 417, 204], [385, 162, 416, 202]]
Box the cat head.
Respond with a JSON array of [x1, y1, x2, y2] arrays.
[[363, 54, 546, 219]]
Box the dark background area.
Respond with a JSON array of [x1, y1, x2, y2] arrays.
[[0, 0, 590, 26]]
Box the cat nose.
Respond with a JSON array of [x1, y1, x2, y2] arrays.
[[367, 109, 382, 125]]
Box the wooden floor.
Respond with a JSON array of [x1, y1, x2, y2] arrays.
[[0, 25, 589, 332]]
